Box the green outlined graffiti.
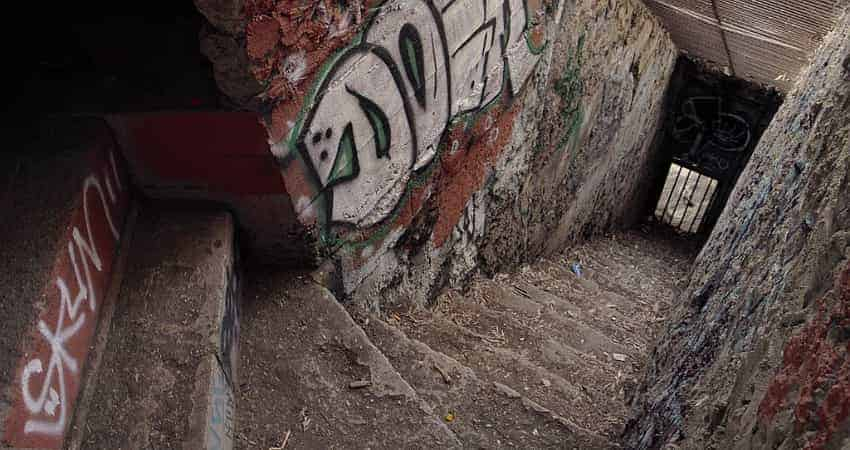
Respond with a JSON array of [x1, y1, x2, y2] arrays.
[[553, 34, 584, 152], [276, 0, 548, 245]]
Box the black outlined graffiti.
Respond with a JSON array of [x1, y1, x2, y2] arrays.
[[400, 23, 428, 107], [283, 0, 545, 231], [672, 97, 751, 174], [219, 252, 240, 389], [672, 97, 752, 154]]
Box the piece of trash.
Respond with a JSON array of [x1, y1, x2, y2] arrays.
[[349, 380, 372, 389], [541, 379, 551, 387], [434, 365, 452, 384], [570, 262, 582, 277], [300, 407, 311, 431], [444, 412, 455, 422], [612, 353, 627, 362], [513, 285, 532, 299], [269, 430, 291, 450]]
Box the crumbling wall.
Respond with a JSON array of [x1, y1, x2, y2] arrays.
[[196, 0, 677, 309], [626, 10, 850, 450]]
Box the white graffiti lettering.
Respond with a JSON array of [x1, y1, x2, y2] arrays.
[[20, 151, 124, 436], [288, 0, 545, 229]]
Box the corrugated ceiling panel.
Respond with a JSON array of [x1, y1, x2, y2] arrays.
[[662, 0, 716, 17], [716, 0, 840, 52], [640, 0, 844, 91], [644, 0, 729, 66], [724, 32, 806, 89]]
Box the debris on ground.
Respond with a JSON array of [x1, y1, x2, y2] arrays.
[[494, 382, 522, 398], [268, 430, 291, 450]]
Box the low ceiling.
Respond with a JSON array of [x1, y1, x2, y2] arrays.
[[642, 0, 845, 91]]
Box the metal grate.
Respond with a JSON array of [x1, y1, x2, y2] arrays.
[[655, 163, 718, 233]]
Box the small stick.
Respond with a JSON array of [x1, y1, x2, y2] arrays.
[[434, 365, 452, 384], [270, 430, 291, 450]]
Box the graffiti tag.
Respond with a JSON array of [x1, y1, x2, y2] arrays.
[[282, 0, 545, 232], [7, 147, 127, 447]]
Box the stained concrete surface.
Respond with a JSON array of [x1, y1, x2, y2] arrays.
[[82, 208, 236, 449]]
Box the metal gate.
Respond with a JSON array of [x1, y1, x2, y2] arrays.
[[654, 96, 755, 234]]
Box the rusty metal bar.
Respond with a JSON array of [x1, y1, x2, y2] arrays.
[[669, 168, 693, 227], [677, 173, 703, 230], [689, 177, 714, 232], [660, 164, 685, 221]]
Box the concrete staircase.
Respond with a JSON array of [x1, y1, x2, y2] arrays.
[[233, 228, 694, 449], [1, 125, 692, 448]]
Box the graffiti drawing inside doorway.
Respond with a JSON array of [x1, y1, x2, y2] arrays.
[[651, 57, 782, 235]]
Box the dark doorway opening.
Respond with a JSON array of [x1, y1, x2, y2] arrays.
[[648, 57, 783, 237], [8, 0, 219, 120]]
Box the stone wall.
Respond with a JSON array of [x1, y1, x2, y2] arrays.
[[626, 10, 850, 450], [196, 0, 678, 309]]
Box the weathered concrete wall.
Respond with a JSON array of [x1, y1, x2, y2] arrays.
[[626, 10, 850, 450], [197, 0, 677, 309]]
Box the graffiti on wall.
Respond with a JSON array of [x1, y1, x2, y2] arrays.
[[218, 255, 240, 389], [278, 0, 546, 239], [207, 242, 239, 449], [671, 97, 752, 174], [206, 365, 236, 450], [5, 144, 129, 448]]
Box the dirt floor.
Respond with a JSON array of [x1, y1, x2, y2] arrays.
[[236, 224, 698, 448]]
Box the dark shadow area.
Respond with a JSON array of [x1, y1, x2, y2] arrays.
[[644, 56, 783, 242], [7, 0, 219, 122]]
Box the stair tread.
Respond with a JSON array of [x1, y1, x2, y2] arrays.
[[82, 208, 237, 449], [357, 313, 614, 449], [374, 228, 695, 445], [236, 271, 459, 449], [391, 309, 628, 437]]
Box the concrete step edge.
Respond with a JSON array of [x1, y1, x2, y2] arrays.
[[78, 208, 241, 450]]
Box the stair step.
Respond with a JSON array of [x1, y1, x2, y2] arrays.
[[430, 291, 644, 401], [80, 208, 240, 450], [485, 280, 652, 352], [357, 314, 613, 449], [447, 288, 634, 362], [236, 271, 459, 449], [0, 122, 132, 449], [392, 309, 628, 438], [511, 264, 659, 346]]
